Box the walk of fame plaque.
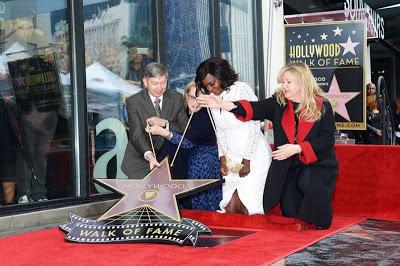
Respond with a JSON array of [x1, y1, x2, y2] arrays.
[[60, 158, 222, 246]]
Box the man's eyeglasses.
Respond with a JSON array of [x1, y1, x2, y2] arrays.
[[187, 95, 197, 101]]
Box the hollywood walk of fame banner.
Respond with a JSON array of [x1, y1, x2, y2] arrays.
[[60, 212, 211, 246], [59, 158, 222, 246], [285, 21, 367, 130]]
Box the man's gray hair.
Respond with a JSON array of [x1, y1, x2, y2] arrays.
[[143, 62, 168, 79]]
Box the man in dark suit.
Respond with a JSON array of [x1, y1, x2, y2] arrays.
[[121, 62, 188, 179]]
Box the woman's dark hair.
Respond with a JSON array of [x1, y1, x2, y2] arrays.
[[195, 57, 238, 93]]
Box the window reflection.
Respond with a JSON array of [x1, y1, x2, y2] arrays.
[[0, 0, 72, 205], [0, 0, 263, 206], [164, 0, 211, 90], [82, 0, 153, 193], [220, 0, 255, 87]]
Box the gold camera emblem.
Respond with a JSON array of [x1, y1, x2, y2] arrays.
[[138, 190, 159, 202]]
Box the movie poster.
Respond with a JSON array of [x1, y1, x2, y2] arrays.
[[8, 53, 61, 113], [285, 21, 366, 130]]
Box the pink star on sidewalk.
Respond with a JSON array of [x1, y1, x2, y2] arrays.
[[323, 74, 360, 121]]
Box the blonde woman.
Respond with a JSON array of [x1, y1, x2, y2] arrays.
[[198, 62, 338, 230]]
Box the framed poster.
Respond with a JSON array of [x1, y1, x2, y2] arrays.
[[285, 21, 366, 130]]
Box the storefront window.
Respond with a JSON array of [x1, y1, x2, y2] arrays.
[[83, 0, 154, 193], [0, 0, 264, 211], [220, 0, 255, 87], [0, 0, 72, 205], [86, 0, 262, 193], [164, 0, 211, 90]]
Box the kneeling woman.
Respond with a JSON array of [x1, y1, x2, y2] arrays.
[[198, 62, 338, 229]]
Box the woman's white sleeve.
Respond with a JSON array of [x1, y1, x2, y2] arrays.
[[239, 83, 260, 161]]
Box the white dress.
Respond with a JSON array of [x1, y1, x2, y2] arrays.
[[211, 81, 272, 214]]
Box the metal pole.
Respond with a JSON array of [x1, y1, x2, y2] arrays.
[[68, 0, 89, 196]]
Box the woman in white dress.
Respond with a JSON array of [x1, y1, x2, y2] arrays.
[[195, 57, 272, 215]]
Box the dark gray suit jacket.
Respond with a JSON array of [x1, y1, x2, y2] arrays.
[[121, 89, 188, 179]]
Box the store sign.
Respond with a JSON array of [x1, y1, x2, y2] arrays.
[[344, 0, 384, 39], [60, 158, 221, 246], [285, 21, 366, 130]]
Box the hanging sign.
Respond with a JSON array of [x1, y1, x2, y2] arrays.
[[285, 21, 366, 130]]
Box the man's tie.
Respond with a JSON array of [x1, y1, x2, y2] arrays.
[[154, 98, 161, 117]]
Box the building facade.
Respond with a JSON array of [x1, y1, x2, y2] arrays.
[[0, 0, 265, 214], [1, 0, 399, 216]]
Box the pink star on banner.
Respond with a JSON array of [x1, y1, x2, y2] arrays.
[[323, 74, 360, 121]]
